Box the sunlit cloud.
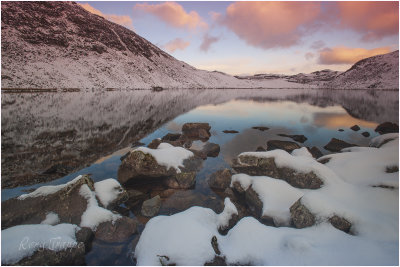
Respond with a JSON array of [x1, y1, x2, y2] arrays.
[[134, 2, 207, 30], [221, 2, 321, 49], [200, 33, 220, 52], [78, 3, 134, 29], [319, 46, 391, 65], [337, 1, 399, 41], [163, 38, 190, 53]]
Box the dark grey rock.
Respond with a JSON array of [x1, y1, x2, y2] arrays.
[[223, 130, 239, 134], [375, 122, 399, 135], [329, 215, 352, 233], [252, 126, 269, 131], [267, 140, 301, 153], [350, 125, 360, 131], [277, 134, 308, 143], [361, 131, 370, 137], [307, 146, 323, 159], [324, 138, 357, 152]]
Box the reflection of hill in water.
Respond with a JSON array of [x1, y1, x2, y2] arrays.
[[2, 89, 398, 188]]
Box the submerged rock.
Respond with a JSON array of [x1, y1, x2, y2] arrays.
[[141, 195, 161, 217], [232, 155, 323, 189], [375, 122, 399, 135], [208, 169, 232, 190], [323, 138, 357, 152], [350, 125, 360, 131], [290, 199, 315, 228], [266, 140, 301, 153], [223, 130, 239, 134], [190, 142, 220, 159], [95, 216, 138, 242], [181, 122, 211, 141], [252, 126, 269, 131], [277, 134, 308, 143]]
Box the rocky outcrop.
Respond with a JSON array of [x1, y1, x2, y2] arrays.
[[323, 138, 357, 152], [266, 140, 301, 153], [232, 155, 323, 189], [375, 122, 399, 135], [277, 134, 308, 143], [208, 169, 232, 190], [2, 175, 94, 229], [289, 199, 315, 228]]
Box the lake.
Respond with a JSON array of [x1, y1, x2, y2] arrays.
[[1, 88, 398, 265]]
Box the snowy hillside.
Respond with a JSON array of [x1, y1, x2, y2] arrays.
[[1, 1, 311, 90], [326, 50, 399, 89]]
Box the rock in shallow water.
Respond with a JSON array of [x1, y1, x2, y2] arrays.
[[208, 169, 232, 190], [95, 216, 138, 242], [350, 125, 360, 131], [277, 134, 308, 143], [266, 140, 301, 153], [323, 138, 357, 152], [375, 122, 399, 135], [141, 195, 161, 217], [181, 122, 211, 141]]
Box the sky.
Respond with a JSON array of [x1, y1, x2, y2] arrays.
[[77, 1, 399, 75]]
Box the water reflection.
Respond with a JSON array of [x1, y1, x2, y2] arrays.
[[1, 89, 398, 197]]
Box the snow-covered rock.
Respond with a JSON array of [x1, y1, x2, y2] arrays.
[[94, 178, 126, 208]]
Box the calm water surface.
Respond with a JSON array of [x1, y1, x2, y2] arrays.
[[1, 88, 398, 265]]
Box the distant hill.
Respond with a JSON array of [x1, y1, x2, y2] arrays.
[[326, 50, 399, 89]]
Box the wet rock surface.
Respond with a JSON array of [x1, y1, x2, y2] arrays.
[[277, 134, 308, 143], [95, 216, 138, 242], [375, 122, 399, 134], [208, 169, 232, 191], [266, 140, 301, 153], [141, 195, 161, 217], [181, 123, 211, 141], [350, 125, 360, 131], [233, 155, 323, 189], [324, 138, 357, 152]]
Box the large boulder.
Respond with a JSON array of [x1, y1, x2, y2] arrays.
[[266, 140, 301, 153], [181, 123, 211, 141], [375, 122, 399, 135], [232, 155, 323, 189], [2, 175, 94, 230], [118, 150, 176, 185], [324, 138, 357, 152], [289, 199, 315, 228], [208, 169, 232, 190]]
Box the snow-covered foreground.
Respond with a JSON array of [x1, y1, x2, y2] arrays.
[[134, 134, 399, 265]]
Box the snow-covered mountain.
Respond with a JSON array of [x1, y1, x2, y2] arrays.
[[326, 50, 399, 89], [0, 1, 250, 89]]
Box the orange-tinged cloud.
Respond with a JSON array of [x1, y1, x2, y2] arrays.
[[134, 2, 207, 30], [319, 46, 391, 64], [337, 2, 399, 41], [79, 3, 133, 29], [222, 2, 321, 49], [164, 38, 190, 53]]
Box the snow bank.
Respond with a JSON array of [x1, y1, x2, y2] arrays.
[[1, 223, 79, 265], [94, 178, 124, 208], [231, 174, 304, 226], [369, 133, 399, 148], [40, 212, 60, 225], [220, 217, 398, 265], [135, 143, 194, 173], [79, 184, 121, 230], [18, 175, 83, 200], [134, 198, 237, 265], [291, 147, 313, 158]]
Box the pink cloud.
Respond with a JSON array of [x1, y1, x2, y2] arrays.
[[318, 46, 391, 64], [163, 38, 190, 53], [134, 2, 207, 30], [200, 33, 220, 52], [337, 2, 399, 41], [79, 3, 133, 29], [221, 2, 321, 49]]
